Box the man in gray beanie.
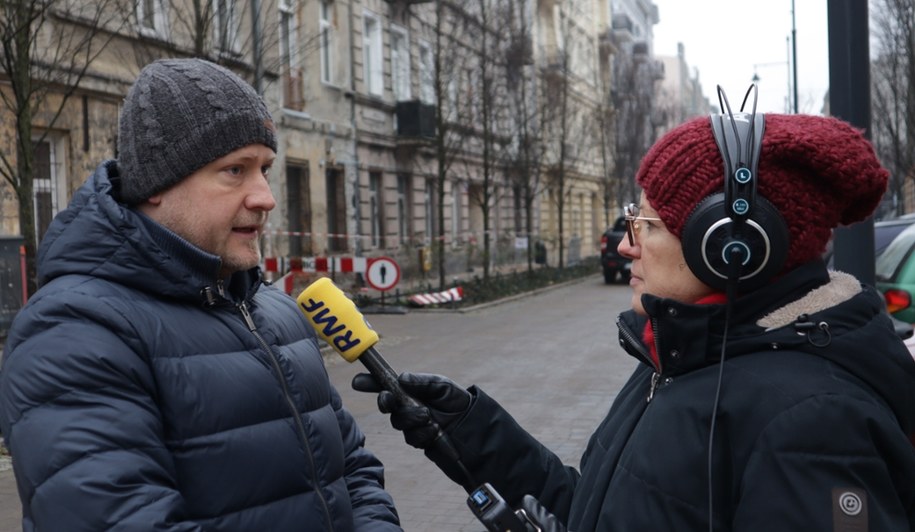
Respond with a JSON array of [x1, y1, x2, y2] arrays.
[[0, 58, 402, 531]]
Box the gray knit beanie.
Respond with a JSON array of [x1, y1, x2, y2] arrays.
[[117, 58, 277, 204]]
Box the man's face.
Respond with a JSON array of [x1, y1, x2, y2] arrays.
[[139, 144, 276, 278], [618, 192, 715, 315]]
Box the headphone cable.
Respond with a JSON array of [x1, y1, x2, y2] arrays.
[[708, 260, 741, 531]]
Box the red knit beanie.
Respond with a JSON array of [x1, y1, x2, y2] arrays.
[[636, 114, 889, 272]]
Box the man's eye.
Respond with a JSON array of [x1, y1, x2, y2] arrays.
[[261, 165, 272, 177], [226, 166, 243, 176]]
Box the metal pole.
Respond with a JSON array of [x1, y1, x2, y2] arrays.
[[785, 36, 792, 113], [250, 0, 264, 95], [828, 0, 873, 284], [19, 245, 27, 305], [791, 0, 799, 113]]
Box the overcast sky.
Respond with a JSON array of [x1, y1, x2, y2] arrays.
[[651, 0, 830, 115]]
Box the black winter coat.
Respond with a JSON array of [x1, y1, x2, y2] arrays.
[[0, 162, 401, 531], [434, 262, 915, 531]]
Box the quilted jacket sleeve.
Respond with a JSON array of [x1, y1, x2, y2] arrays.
[[330, 386, 402, 530], [0, 291, 201, 531], [428, 387, 581, 523]]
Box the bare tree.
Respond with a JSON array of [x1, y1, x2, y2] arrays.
[[416, 0, 474, 289], [871, 0, 915, 216], [0, 0, 124, 296], [539, 0, 595, 268], [607, 40, 661, 216], [461, 0, 509, 280], [496, 0, 545, 273]]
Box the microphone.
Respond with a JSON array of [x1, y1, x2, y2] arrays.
[[296, 277, 474, 488]]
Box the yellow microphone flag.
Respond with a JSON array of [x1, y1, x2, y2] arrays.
[[296, 277, 379, 362]]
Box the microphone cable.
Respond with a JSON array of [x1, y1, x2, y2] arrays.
[[708, 252, 742, 532]]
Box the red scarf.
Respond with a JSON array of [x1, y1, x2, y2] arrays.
[[641, 293, 728, 370]]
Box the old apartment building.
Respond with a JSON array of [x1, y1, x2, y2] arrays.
[[0, 0, 667, 301]]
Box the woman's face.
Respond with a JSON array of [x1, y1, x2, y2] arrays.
[[618, 192, 716, 315]]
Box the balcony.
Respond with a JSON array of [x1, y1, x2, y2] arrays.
[[611, 13, 634, 44], [396, 100, 436, 139]]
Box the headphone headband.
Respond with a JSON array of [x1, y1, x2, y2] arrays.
[[680, 85, 788, 292]]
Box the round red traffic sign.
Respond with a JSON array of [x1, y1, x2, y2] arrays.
[[365, 257, 401, 291]]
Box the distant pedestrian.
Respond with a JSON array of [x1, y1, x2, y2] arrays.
[[0, 58, 401, 531], [354, 88, 915, 530]]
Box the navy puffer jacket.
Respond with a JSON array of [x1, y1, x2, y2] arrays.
[[0, 161, 401, 531]]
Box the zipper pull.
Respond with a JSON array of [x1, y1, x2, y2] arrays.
[[238, 301, 257, 332], [647, 372, 660, 403]]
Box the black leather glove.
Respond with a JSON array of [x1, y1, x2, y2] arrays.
[[351, 372, 472, 450], [519, 495, 567, 532]]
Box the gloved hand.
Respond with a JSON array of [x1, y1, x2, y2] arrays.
[[519, 495, 567, 532], [351, 372, 472, 450]]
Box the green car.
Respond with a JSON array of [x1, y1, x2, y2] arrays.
[[876, 222, 915, 324]]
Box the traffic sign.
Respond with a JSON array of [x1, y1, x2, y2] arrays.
[[365, 257, 400, 291]]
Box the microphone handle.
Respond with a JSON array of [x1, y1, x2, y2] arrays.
[[359, 347, 423, 409], [359, 346, 475, 490]]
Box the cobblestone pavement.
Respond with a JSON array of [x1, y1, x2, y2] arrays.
[[0, 275, 637, 531]]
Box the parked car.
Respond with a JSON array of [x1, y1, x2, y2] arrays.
[[823, 217, 915, 268], [875, 222, 915, 324], [600, 217, 630, 284]]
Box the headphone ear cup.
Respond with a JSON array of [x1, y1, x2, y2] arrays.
[[681, 193, 790, 292]]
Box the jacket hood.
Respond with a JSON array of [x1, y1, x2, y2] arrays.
[[619, 260, 915, 438], [37, 160, 260, 303]]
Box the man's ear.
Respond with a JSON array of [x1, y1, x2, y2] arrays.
[[145, 193, 163, 206]]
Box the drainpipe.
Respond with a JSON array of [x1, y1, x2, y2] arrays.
[[348, 0, 362, 257]]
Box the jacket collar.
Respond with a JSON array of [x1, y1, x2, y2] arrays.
[[618, 261, 833, 374]]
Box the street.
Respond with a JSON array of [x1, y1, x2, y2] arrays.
[[0, 276, 638, 531], [325, 276, 637, 530]]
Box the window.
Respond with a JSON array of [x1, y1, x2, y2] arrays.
[[363, 12, 383, 96], [326, 167, 348, 252], [397, 174, 413, 244], [286, 163, 312, 256], [390, 25, 411, 101], [424, 178, 437, 242], [31, 137, 66, 245], [215, 0, 239, 54], [447, 78, 458, 117], [418, 41, 435, 104], [136, 0, 165, 36], [463, 67, 475, 121], [513, 185, 524, 236], [280, 0, 303, 110], [369, 171, 385, 249], [320, 1, 333, 84], [451, 180, 461, 240]]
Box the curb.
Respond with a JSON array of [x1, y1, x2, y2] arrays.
[[409, 273, 601, 314]]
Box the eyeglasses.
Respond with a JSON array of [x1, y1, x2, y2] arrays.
[[624, 203, 662, 246]]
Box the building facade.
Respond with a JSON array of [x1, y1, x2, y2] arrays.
[[0, 0, 677, 298]]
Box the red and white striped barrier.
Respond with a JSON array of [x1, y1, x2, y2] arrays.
[[408, 287, 464, 307], [263, 256, 368, 274]]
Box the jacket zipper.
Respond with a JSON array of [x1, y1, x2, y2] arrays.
[[238, 300, 334, 530], [617, 316, 664, 403]]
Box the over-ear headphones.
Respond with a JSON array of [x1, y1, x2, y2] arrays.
[[681, 86, 790, 292]]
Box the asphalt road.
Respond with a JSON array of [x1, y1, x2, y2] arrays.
[[325, 275, 638, 530], [0, 275, 639, 531]]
